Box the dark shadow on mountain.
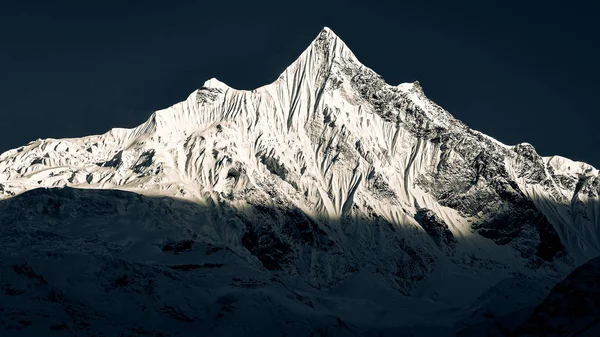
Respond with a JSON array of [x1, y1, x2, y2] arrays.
[[0, 186, 593, 337], [511, 255, 600, 337]]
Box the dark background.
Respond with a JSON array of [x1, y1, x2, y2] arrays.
[[1, 0, 598, 166]]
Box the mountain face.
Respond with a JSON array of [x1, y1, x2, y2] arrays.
[[1, 27, 599, 336]]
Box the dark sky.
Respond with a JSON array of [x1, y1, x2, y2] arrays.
[[1, 0, 599, 166]]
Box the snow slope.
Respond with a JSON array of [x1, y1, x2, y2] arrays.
[[0, 27, 599, 336]]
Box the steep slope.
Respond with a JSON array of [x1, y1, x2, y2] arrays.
[[1, 27, 599, 335]]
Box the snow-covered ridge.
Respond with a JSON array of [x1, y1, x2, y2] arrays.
[[0, 28, 599, 333]]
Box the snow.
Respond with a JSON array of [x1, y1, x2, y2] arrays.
[[0, 27, 599, 336], [544, 155, 598, 177]]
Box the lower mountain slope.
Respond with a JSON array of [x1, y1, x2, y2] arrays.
[[0, 187, 479, 336], [513, 255, 600, 336]]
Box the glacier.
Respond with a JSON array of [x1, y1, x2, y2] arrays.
[[0, 27, 599, 336]]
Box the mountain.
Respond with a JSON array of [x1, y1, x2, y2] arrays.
[[1, 27, 599, 336]]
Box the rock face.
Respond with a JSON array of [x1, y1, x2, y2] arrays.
[[0, 27, 599, 336]]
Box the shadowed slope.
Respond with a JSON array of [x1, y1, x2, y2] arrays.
[[513, 255, 600, 336], [0, 186, 590, 337]]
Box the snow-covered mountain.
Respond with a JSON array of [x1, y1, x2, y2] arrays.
[[1, 27, 599, 336]]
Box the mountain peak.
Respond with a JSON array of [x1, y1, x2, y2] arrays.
[[201, 77, 229, 90], [320, 26, 334, 34], [270, 26, 360, 89], [317, 26, 338, 40], [310, 26, 356, 62]]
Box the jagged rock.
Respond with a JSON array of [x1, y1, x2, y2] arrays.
[[415, 208, 456, 250]]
